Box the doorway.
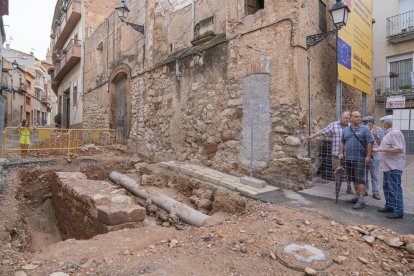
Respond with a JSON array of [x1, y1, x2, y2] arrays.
[[62, 90, 70, 129], [111, 73, 129, 144]]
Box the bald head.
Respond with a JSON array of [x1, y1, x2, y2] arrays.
[[351, 111, 361, 126]]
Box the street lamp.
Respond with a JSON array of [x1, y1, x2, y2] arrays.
[[306, 0, 350, 120], [115, 0, 144, 34], [306, 0, 350, 47]]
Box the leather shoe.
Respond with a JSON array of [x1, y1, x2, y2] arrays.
[[345, 197, 358, 204], [386, 213, 404, 219], [377, 207, 393, 213], [373, 194, 381, 200]]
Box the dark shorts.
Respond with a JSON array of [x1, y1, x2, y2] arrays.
[[345, 160, 366, 184]]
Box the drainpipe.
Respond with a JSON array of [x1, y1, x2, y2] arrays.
[[191, 0, 195, 39], [78, 0, 85, 127]]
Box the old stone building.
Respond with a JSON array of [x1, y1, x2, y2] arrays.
[[83, 0, 374, 189]]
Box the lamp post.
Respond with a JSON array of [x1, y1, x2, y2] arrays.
[[306, 0, 350, 120], [115, 0, 144, 34]]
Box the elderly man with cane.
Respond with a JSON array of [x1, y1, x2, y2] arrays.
[[305, 111, 353, 202], [374, 115, 406, 219]]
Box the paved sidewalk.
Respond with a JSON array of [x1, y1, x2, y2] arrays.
[[301, 154, 414, 214]]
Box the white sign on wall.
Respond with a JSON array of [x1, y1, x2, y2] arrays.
[[172, 0, 192, 12], [386, 96, 406, 109]]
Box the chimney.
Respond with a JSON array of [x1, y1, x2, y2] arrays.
[[6, 43, 9, 49], [30, 51, 34, 56]]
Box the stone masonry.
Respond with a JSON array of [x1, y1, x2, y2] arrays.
[[83, 0, 375, 190], [52, 172, 146, 239]]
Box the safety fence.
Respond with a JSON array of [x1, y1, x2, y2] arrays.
[[1, 127, 117, 158]]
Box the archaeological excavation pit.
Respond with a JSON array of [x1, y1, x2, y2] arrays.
[[11, 159, 250, 252]]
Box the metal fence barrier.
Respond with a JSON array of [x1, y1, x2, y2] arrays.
[[1, 127, 117, 158]]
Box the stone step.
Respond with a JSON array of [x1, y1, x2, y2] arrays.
[[160, 161, 278, 197]]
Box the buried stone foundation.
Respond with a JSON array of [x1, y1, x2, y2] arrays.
[[52, 172, 146, 240]]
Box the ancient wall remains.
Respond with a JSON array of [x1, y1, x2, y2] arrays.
[[82, 0, 365, 189]]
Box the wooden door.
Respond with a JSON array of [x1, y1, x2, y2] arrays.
[[115, 76, 128, 144]]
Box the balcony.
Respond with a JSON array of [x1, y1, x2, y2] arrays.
[[375, 72, 414, 102], [35, 81, 45, 91], [53, 39, 81, 88], [54, 0, 81, 51], [387, 10, 414, 43]]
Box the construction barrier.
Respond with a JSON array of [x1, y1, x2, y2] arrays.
[[2, 127, 117, 158]]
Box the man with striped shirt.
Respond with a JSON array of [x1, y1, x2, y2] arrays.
[[305, 111, 352, 194]]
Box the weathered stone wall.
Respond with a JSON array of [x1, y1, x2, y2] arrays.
[[82, 0, 364, 189]]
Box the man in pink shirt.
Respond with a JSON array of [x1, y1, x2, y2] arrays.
[[373, 115, 406, 219]]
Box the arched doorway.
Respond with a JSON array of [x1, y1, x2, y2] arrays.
[[109, 66, 131, 145]]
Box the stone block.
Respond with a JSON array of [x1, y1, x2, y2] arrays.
[[204, 143, 218, 154], [240, 176, 266, 188], [97, 203, 146, 226]]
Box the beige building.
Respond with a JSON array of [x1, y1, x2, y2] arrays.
[[49, 0, 117, 128], [373, 0, 414, 153], [1, 48, 53, 128], [82, 0, 370, 189]]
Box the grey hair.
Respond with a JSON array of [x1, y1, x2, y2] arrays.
[[342, 111, 351, 117], [383, 118, 393, 125]]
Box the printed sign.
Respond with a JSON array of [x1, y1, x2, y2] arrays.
[[386, 96, 406, 109], [338, 0, 373, 94]]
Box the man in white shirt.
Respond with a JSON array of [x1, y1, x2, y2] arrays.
[[373, 115, 406, 219]]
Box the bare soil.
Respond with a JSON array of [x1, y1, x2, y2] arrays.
[[0, 153, 413, 275]]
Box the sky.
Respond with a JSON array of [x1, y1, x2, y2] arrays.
[[3, 1, 56, 61]]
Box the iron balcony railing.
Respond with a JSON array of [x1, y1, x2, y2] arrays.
[[375, 72, 414, 97], [387, 10, 414, 37]]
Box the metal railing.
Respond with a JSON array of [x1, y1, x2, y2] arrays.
[[374, 72, 414, 96], [2, 127, 118, 158], [387, 10, 414, 37]]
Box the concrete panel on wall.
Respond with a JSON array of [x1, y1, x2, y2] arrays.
[[240, 74, 271, 169]]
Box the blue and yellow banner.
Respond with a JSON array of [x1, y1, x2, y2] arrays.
[[338, 0, 373, 94]]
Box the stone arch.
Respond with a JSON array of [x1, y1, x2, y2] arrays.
[[109, 64, 132, 144]]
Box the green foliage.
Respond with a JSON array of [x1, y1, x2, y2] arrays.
[[389, 72, 399, 78], [399, 84, 411, 90], [54, 113, 61, 126]]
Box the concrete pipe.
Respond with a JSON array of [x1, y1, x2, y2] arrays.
[[109, 171, 209, 227]]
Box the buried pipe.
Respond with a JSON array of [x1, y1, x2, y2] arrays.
[[109, 171, 209, 227]]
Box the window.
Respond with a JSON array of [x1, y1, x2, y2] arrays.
[[73, 85, 78, 107], [20, 106, 23, 122], [245, 0, 264, 15], [389, 58, 413, 91], [319, 0, 327, 32]]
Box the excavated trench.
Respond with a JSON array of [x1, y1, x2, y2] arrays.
[[10, 159, 249, 252]]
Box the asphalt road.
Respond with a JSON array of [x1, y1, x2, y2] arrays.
[[256, 189, 414, 234]]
